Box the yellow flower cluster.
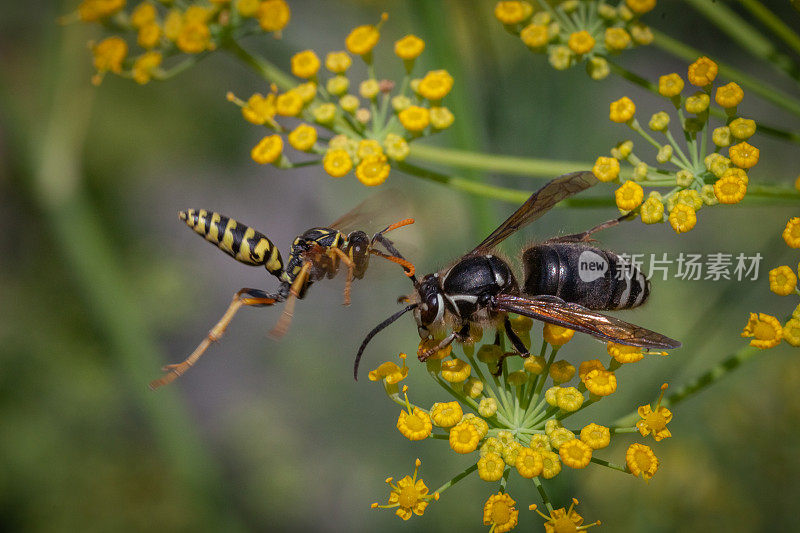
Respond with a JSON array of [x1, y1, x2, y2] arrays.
[[369, 316, 674, 527], [66, 0, 291, 85], [741, 217, 800, 349], [596, 57, 760, 234], [228, 14, 454, 186], [494, 0, 656, 80]]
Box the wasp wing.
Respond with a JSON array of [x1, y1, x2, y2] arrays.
[[495, 294, 681, 349], [470, 171, 597, 255], [329, 188, 411, 235]]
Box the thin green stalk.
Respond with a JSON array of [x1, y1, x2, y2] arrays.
[[590, 457, 627, 473], [408, 143, 591, 177], [223, 39, 294, 90], [652, 29, 800, 117], [533, 477, 555, 513], [613, 344, 761, 427], [682, 0, 800, 81], [434, 463, 479, 494], [738, 0, 800, 57]]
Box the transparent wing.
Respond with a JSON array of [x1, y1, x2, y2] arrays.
[[471, 171, 597, 254], [494, 294, 681, 349], [330, 188, 412, 235]]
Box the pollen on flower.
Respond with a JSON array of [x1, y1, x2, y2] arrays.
[[543, 323, 575, 345], [605, 27, 631, 51], [688, 56, 718, 86], [478, 452, 506, 482], [430, 401, 463, 428], [417, 70, 454, 101], [783, 217, 800, 248], [729, 118, 756, 140], [584, 369, 617, 397], [395, 34, 425, 60], [658, 73, 684, 98], [515, 448, 543, 478], [741, 313, 783, 349], [783, 318, 800, 346], [257, 0, 290, 33], [640, 197, 664, 224], [291, 50, 320, 79], [615, 180, 644, 211], [559, 439, 592, 469], [374, 458, 437, 520], [356, 154, 391, 186], [368, 353, 409, 384], [287, 123, 318, 152], [609, 96, 636, 123], [592, 156, 620, 183], [276, 90, 304, 116], [322, 148, 353, 178], [728, 142, 759, 169], [449, 422, 481, 454], [580, 423, 611, 449], [494, 1, 533, 24], [397, 405, 433, 441], [251, 134, 283, 164], [346, 19, 382, 56], [626, 443, 659, 481], [520, 23, 549, 48], [483, 492, 519, 533], [541, 450, 562, 479], [398, 105, 430, 132], [668, 204, 697, 234], [713, 175, 747, 204], [769, 266, 797, 296], [715, 82, 744, 108], [567, 30, 595, 54]]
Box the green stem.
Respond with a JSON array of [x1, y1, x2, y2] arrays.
[[590, 457, 627, 473], [651, 29, 800, 118], [434, 463, 478, 495], [223, 39, 294, 90], [613, 344, 761, 427], [408, 143, 592, 177], [738, 0, 800, 57], [533, 477, 554, 513], [682, 0, 800, 81]]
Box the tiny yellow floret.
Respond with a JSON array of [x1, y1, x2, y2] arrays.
[[322, 149, 353, 178], [688, 56, 718, 86], [592, 156, 620, 182], [483, 492, 519, 533], [494, 1, 533, 24], [728, 142, 759, 169], [584, 369, 617, 397], [615, 180, 644, 211], [783, 217, 800, 248], [668, 204, 697, 234], [567, 30, 595, 54], [430, 401, 463, 428], [257, 0, 290, 33], [398, 105, 430, 132], [250, 135, 283, 164], [477, 452, 506, 482], [356, 154, 391, 187], [741, 313, 783, 349], [397, 407, 432, 441], [418, 70, 454, 101], [559, 439, 592, 469], [580, 423, 611, 449], [715, 82, 744, 108], [626, 443, 659, 481], [769, 266, 797, 296], [449, 422, 480, 454], [515, 448, 543, 479], [288, 123, 317, 152], [713, 175, 747, 204], [609, 96, 636, 123], [658, 73, 684, 98], [394, 34, 425, 60], [291, 50, 320, 79], [325, 51, 352, 73]]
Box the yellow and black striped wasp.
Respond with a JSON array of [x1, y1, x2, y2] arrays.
[[151, 193, 415, 389]]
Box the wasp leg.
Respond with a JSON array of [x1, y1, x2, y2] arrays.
[[546, 213, 636, 244], [328, 246, 355, 306], [370, 248, 416, 277], [150, 288, 281, 390], [492, 317, 531, 376], [418, 324, 469, 362], [270, 261, 311, 339]]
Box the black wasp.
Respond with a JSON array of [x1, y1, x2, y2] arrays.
[[354, 171, 680, 379], [151, 192, 415, 389]]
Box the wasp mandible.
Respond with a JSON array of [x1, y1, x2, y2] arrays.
[[354, 171, 680, 379], [151, 193, 415, 389]]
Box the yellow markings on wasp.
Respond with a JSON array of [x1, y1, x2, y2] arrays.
[[196, 209, 209, 235], [236, 227, 256, 263], [266, 246, 282, 274], [206, 212, 222, 243], [220, 218, 238, 255]]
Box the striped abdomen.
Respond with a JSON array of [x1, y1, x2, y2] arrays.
[[522, 243, 649, 310], [180, 209, 284, 278]]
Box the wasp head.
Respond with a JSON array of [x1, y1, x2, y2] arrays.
[[413, 273, 444, 339]]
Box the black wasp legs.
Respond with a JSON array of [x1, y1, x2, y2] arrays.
[[491, 316, 532, 377], [150, 288, 283, 390], [545, 212, 635, 244], [418, 324, 471, 362]]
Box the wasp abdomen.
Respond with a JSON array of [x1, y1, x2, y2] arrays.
[[522, 243, 649, 310], [180, 209, 284, 276]]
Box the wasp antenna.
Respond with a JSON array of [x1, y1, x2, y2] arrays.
[[354, 303, 417, 381]]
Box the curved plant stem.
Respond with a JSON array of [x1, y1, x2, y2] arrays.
[[434, 463, 479, 495], [682, 0, 800, 81], [612, 344, 761, 427], [408, 143, 593, 178], [737, 0, 800, 57], [224, 38, 294, 90], [651, 29, 800, 118]]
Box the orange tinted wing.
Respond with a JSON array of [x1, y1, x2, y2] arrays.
[[329, 188, 410, 234], [495, 294, 681, 349], [471, 171, 597, 254]]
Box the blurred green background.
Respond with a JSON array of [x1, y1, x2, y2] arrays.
[[2, 1, 800, 531]]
